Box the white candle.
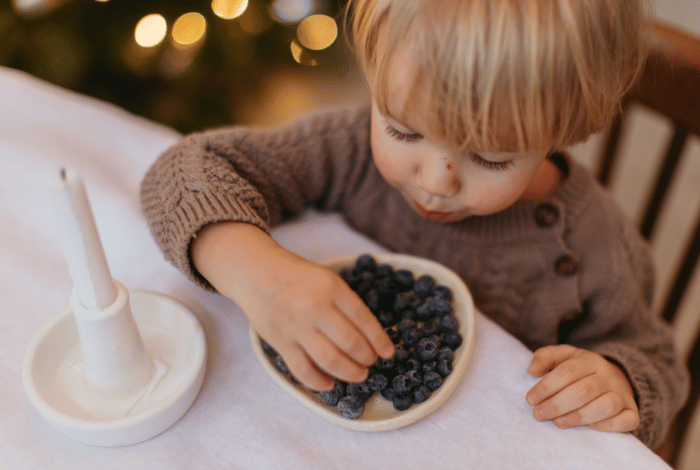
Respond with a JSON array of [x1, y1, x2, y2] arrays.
[[52, 168, 117, 310]]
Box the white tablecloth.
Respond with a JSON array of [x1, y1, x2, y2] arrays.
[[0, 66, 671, 469]]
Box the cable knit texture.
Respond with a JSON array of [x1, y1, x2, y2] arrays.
[[140, 105, 689, 449]]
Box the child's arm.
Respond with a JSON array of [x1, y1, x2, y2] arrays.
[[191, 221, 394, 391], [525, 345, 639, 432]]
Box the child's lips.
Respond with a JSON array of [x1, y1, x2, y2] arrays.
[[415, 203, 453, 221]]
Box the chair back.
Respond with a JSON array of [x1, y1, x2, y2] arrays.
[[597, 21, 700, 469]]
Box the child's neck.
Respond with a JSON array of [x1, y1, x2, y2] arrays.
[[519, 157, 563, 201]]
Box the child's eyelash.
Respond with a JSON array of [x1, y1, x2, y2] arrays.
[[472, 154, 513, 171], [385, 125, 422, 143]]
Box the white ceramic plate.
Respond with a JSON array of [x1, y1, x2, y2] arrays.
[[249, 253, 476, 432]]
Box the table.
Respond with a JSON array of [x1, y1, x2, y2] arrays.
[[0, 66, 671, 469]]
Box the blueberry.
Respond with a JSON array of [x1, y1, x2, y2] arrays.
[[275, 355, 289, 374], [340, 267, 359, 286], [367, 372, 389, 391], [415, 302, 434, 321], [393, 269, 414, 291], [439, 314, 459, 332], [405, 369, 423, 388], [318, 382, 345, 406], [374, 357, 396, 370], [346, 382, 373, 400], [432, 285, 453, 301], [421, 360, 437, 374], [396, 318, 417, 335], [338, 395, 365, 419], [426, 334, 442, 348], [392, 292, 413, 312], [419, 321, 439, 337], [437, 359, 453, 377], [392, 343, 410, 363], [356, 254, 377, 273], [405, 357, 422, 371], [376, 263, 394, 278], [414, 274, 435, 298], [412, 385, 431, 404], [381, 387, 396, 401], [443, 331, 463, 350], [376, 277, 399, 295], [364, 289, 381, 312], [392, 374, 413, 394], [437, 346, 454, 362], [401, 326, 423, 347], [262, 341, 277, 357], [416, 337, 439, 361], [424, 371, 443, 391], [429, 298, 453, 316], [393, 394, 412, 411]]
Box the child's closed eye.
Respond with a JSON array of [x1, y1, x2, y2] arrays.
[[384, 124, 423, 143], [472, 154, 514, 171]]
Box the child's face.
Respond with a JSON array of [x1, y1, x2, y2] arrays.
[[369, 49, 552, 222]]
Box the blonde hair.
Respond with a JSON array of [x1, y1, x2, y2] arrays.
[[346, 0, 649, 153]]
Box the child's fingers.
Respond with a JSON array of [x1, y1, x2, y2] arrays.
[[333, 287, 395, 359], [551, 391, 626, 428], [531, 375, 606, 422], [301, 329, 371, 384], [527, 344, 578, 377], [316, 309, 379, 367], [280, 343, 336, 391], [588, 408, 641, 433], [526, 351, 595, 406]]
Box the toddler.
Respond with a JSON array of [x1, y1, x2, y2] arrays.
[[140, 0, 689, 449]]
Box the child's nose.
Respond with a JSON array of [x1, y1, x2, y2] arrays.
[[414, 158, 460, 198]]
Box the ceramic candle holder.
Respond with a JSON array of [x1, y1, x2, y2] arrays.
[[22, 168, 206, 446], [22, 284, 207, 446]]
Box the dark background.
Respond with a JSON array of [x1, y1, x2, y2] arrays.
[[0, 0, 365, 133]]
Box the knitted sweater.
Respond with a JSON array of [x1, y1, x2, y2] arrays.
[[140, 105, 689, 448]]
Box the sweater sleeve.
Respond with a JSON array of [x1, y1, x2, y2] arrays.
[[570, 209, 690, 449], [139, 106, 372, 291]]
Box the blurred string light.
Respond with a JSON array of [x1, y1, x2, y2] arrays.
[[172, 12, 207, 46], [212, 0, 249, 20], [160, 12, 208, 77], [296, 14, 336, 50], [135, 14, 167, 48], [290, 39, 317, 66], [271, 0, 315, 24]]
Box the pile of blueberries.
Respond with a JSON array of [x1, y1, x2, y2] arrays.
[[262, 254, 462, 420]]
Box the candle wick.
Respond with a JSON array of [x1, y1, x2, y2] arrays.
[[60, 168, 67, 180]]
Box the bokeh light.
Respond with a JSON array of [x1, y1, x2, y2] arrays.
[[296, 14, 337, 50], [271, 0, 314, 24], [212, 0, 249, 20], [290, 39, 317, 66], [172, 12, 207, 46], [135, 14, 167, 48]]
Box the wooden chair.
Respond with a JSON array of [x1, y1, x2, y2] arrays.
[[597, 21, 700, 469]]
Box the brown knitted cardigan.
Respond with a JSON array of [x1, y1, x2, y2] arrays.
[[140, 105, 689, 448]]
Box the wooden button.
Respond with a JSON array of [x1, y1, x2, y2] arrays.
[[555, 255, 579, 276], [534, 203, 559, 227]]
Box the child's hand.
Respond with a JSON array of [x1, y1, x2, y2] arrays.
[[242, 251, 395, 391], [525, 345, 639, 433], [191, 222, 395, 392]]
